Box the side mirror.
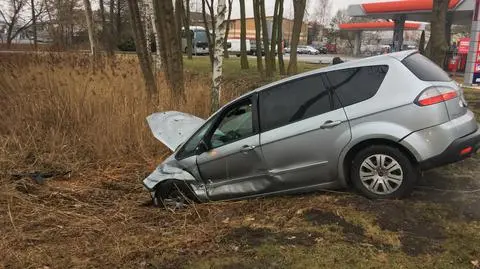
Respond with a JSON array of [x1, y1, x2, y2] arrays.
[[195, 140, 209, 155]]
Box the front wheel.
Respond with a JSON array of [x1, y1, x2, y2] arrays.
[[350, 145, 418, 199], [154, 180, 198, 210]]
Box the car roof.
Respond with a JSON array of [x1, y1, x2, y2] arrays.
[[221, 50, 418, 108]]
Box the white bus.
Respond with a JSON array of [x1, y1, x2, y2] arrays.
[[181, 26, 209, 55]]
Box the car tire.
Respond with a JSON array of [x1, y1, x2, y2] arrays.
[[350, 145, 418, 199], [154, 180, 198, 209]]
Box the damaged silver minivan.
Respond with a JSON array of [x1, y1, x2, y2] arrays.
[[143, 50, 480, 206]]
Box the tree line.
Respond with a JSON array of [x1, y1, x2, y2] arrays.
[[1, 0, 455, 112]]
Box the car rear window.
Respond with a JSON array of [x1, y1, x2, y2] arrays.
[[401, 53, 451, 82], [324, 65, 389, 107]]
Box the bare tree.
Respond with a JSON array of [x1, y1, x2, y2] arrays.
[[269, 0, 281, 72], [0, 0, 33, 48], [82, 0, 97, 59], [153, 0, 185, 98], [175, 0, 183, 46], [239, 0, 248, 69], [30, 0, 37, 49], [99, 0, 114, 56], [183, 0, 193, 59], [287, 0, 307, 74], [202, 0, 215, 66], [222, 0, 232, 58], [419, 30, 426, 55], [311, 0, 331, 26], [259, 0, 272, 77], [252, 0, 263, 73], [127, 0, 157, 100], [277, 0, 285, 75], [212, 0, 226, 113], [427, 0, 449, 67]]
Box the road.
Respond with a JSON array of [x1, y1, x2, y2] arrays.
[[248, 53, 358, 65]]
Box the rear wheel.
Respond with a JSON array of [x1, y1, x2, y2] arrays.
[[350, 145, 418, 199]]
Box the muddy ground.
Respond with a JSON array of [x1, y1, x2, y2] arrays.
[[1, 90, 479, 269]]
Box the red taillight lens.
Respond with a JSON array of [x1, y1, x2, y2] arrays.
[[415, 87, 458, 106], [460, 146, 472, 156]]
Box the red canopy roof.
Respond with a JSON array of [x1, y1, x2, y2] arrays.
[[339, 21, 422, 31], [362, 0, 462, 14]]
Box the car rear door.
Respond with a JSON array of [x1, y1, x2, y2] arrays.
[[258, 74, 351, 191]]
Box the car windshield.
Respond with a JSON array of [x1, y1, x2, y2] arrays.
[[176, 116, 216, 159], [194, 30, 208, 42]]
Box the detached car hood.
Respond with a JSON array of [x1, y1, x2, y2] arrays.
[[147, 111, 205, 151]]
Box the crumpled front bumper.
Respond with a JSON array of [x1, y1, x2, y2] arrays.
[[143, 163, 197, 191]]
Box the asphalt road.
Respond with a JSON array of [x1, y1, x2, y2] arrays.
[[249, 53, 357, 64]]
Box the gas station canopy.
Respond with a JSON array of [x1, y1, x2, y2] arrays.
[[347, 0, 474, 25], [339, 21, 424, 31]]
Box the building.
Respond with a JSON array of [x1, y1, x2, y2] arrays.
[[227, 17, 308, 46]]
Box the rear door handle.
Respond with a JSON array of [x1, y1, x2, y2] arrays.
[[320, 120, 342, 129], [240, 145, 256, 153]]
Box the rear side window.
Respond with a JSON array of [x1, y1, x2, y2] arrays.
[[325, 65, 389, 107], [259, 74, 340, 132], [401, 53, 451, 82]]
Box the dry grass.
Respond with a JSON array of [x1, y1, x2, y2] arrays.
[[1, 53, 479, 269]]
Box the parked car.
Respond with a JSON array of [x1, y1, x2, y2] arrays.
[[143, 50, 480, 207], [297, 45, 319, 55], [249, 40, 264, 56], [319, 46, 328, 54], [228, 39, 251, 57], [284, 47, 291, 54]]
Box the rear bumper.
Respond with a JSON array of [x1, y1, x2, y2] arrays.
[[419, 124, 480, 170]]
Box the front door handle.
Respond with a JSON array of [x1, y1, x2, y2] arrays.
[[320, 120, 342, 129], [240, 145, 256, 153]]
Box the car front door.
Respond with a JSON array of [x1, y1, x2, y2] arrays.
[[258, 73, 351, 192], [196, 95, 269, 201]]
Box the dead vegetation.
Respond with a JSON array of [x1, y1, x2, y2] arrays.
[[1, 53, 479, 268]]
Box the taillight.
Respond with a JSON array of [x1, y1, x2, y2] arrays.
[[415, 87, 458, 106]]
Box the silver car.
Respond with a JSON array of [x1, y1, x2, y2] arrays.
[[143, 50, 480, 206]]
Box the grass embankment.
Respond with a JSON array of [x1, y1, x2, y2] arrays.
[[0, 53, 479, 269]]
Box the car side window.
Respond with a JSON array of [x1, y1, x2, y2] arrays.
[[209, 100, 254, 148], [325, 65, 389, 107], [259, 74, 339, 132]]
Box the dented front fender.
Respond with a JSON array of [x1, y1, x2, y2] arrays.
[[143, 163, 197, 191]]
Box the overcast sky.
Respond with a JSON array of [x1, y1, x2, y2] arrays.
[[190, 0, 370, 20]]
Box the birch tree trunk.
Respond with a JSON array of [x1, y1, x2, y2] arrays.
[[212, 0, 227, 113], [146, 0, 161, 70], [83, 0, 97, 65], [239, 0, 249, 69], [143, 0, 152, 60]]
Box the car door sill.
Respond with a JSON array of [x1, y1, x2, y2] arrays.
[[269, 160, 328, 175], [216, 181, 340, 202]]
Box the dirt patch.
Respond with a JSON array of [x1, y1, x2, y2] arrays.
[[223, 226, 321, 248], [303, 209, 365, 241]]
